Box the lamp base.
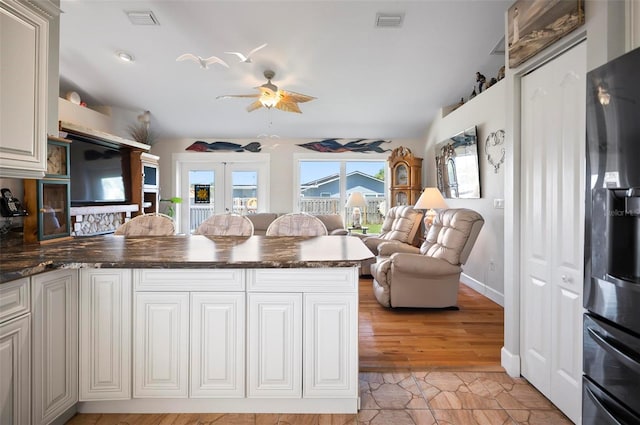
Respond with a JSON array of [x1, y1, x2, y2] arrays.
[[351, 207, 362, 228]]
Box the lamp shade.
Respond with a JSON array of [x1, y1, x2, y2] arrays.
[[414, 187, 447, 210], [345, 191, 366, 208]]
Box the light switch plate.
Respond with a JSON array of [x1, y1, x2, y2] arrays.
[[494, 199, 505, 209]]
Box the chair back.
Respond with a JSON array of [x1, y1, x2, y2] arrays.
[[194, 213, 254, 236], [266, 213, 328, 236], [420, 208, 484, 265], [114, 213, 175, 236], [378, 206, 422, 245]]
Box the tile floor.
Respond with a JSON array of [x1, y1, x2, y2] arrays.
[[67, 371, 573, 425]]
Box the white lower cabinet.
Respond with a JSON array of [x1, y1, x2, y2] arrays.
[[79, 269, 131, 400], [133, 269, 246, 399], [76, 267, 358, 413], [0, 314, 31, 425], [304, 293, 358, 398], [190, 293, 245, 398], [31, 269, 78, 425], [247, 268, 359, 401], [134, 292, 189, 398], [247, 293, 302, 398]]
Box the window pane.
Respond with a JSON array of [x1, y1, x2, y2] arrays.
[[232, 171, 258, 214], [299, 161, 340, 214], [189, 170, 214, 233], [346, 161, 386, 226]]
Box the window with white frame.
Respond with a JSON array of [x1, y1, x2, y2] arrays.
[[297, 159, 387, 226]]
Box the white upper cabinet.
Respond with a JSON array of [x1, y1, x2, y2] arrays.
[[0, 0, 58, 178]]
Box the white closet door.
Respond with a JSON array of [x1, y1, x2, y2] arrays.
[[520, 41, 585, 424]]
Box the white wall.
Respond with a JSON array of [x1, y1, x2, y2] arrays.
[[423, 81, 506, 305], [151, 137, 425, 213]]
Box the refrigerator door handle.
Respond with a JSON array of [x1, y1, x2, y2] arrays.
[[588, 327, 640, 374]]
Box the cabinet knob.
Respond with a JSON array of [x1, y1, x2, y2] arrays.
[[561, 275, 572, 283]]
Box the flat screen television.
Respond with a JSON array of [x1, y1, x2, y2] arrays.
[[69, 137, 129, 206]]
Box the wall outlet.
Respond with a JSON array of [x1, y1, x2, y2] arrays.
[[493, 199, 505, 209]]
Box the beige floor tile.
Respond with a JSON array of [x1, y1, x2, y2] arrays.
[[433, 410, 516, 425], [495, 384, 554, 410], [406, 410, 437, 425], [360, 409, 417, 425], [356, 410, 378, 424], [506, 409, 574, 425]]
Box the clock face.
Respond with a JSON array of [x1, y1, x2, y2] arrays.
[[395, 164, 408, 185]]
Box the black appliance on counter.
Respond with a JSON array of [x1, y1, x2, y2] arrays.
[[583, 46, 640, 424]]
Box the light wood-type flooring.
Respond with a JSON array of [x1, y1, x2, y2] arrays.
[[358, 276, 504, 371], [67, 279, 569, 425]]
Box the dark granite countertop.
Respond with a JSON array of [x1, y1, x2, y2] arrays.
[[0, 235, 374, 283]]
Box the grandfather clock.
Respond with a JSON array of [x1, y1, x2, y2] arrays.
[[388, 146, 422, 207]]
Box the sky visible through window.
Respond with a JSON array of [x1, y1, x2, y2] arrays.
[[301, 161, 384, 184]]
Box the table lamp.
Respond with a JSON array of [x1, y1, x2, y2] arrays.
[[414, 187, 447, 227], [345, 191, 367, 228]]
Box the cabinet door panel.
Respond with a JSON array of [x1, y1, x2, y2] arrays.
[[134, 292, 189, 398], [0, 315, 30, 425], [80, 269, 131, 400], [248, 293, 301, 398], [0, 0, 50, 178], [32, 269, 78, 425], [191, 293, 245, 397], [304, 294, 358, 398]]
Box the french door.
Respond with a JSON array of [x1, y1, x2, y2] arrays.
[[175, 154, 269, 234]]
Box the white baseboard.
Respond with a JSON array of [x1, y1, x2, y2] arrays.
[[460, 273, 504, 307], [501, 347, 521, 377]]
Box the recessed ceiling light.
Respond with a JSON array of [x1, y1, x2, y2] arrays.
[[116, 51, 134, 62]]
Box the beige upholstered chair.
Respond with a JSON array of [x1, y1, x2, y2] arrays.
[[194, 213, 254, 236], [357, 205, 423, 275], [246, 213, 279, 236], [313, 214, 348, 235], [114, 213, 175, 236], [370, 208, 484, 308], [266, 213, 328, 236]]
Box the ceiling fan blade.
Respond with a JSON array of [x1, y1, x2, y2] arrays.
[[281, 90, 316, 104], [275, 100, 302, 114], [217, 94, 260, 99], [247, 100, 264, 112]]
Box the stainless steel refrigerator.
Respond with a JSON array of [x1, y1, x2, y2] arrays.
[[583, 46, 640, 424]]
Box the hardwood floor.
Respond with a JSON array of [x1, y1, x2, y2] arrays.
[[358, 276, 505, 371]]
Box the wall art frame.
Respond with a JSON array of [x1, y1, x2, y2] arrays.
[[508, 0, 585, 68]]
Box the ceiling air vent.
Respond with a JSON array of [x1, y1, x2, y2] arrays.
[[375, 13, 404, 28], [125, 10, 159, 26]]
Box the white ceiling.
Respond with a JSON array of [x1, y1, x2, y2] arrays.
[[58, 0, 509, 140]]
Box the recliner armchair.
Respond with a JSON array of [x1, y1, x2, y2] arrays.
[[357, 205, 423, 275], [370, 208, 484, 308]]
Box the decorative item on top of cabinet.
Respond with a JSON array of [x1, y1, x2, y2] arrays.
[[388, 146, 422, 207], [23, 136, 72, 243]]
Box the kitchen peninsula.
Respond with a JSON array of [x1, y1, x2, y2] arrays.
[[0, 235, 373, 422]]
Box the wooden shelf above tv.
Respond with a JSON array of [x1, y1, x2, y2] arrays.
[[59, 121, 150, 151]]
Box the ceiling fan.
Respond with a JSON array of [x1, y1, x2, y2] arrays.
[[218, 70, 316, 113]]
